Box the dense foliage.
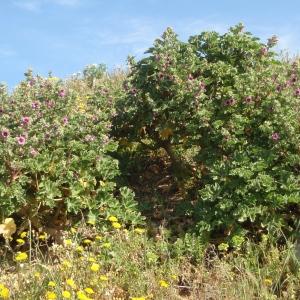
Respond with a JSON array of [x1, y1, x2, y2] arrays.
[[0, 70, 142, 228], [1, 24, 299, 245], [115, 24, 300, 241]]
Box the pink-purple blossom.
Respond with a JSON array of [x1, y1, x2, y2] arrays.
[[271, 132, 280, 141], [22, 116, 30, 126], [31, 102, 39, 109], [17, 136, 26, 145], [244, 96, 253, 104], [63, 116, 68, 125], [58, 89, 66, 97], [295, 88, 300, 97], [224, 98, 236, 106], [1, 129, 9, 139], [260, 47, 268, 56], [199, 82, 206, 91], [46, 100, 55, 108], [30, 148, 39, 156]]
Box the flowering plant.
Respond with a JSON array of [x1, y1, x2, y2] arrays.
[[115, 24, 300, 240], [0, 71, 142, 227]]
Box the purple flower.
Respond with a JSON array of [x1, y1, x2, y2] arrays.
[[46, 100, 55, 108], [63, 116, 68, 125], [244, 96, 253, 104], [290, 74, 297, 84], [260, 47, 268, 56], [22, 116, 30, 126], [295, 88, 300, 97], [58, 89, 66, 97], [199, 82, 206, 91], [188, 74, 193, 81], [1, 129, 9, 139], [130, 88, 137, 96], [17, 136, 26, 145], [271, 132, 280, 141], [31, 101, 39, 109], [30, 148, 39, 157], [224, 98, 236, 106]]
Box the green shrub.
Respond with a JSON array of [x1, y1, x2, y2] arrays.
[[0, 71, 142, 227], [114, 24, 300, 241]]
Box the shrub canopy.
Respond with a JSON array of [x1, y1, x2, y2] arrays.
[[115, 24, 300, 241], [0, 71, 141, 227]]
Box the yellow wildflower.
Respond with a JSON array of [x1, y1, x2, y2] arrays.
[[46, 291, 57, 299], [90, 263, 100, 272], [48, 281, 56, 287], [264, 278, 273, 286], [112, 222, 121, 229], [83, 239, 92, 245], [76, 246, 84, 252], [76, 290, 92, 300], [15, 251, 28, 262], [88, 257, 96, 262], [20, 231, 27, 238], [0, 218, 16, 240], [62, 290, 71, 299], [131, 297, 146, 300], [62, 260, 72, 268], [102, 242, 111, 249], [16, 238, 25, 245], [84, 288, 94, 294], [95, 235, 102, 241], [108, 216, 118, 222], [66, 279, 76, 289], [64, 239, 72, 247], [99, 275, 108, 281], [134, 228, 146, 234], [0, 284, 10, 299], [34, 272, 41, 278], [159, 280, 169, 288], [71, 227, 77, 234], [39, 232, 48, 240]]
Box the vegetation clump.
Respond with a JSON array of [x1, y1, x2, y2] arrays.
[[1, 24, 300, 299]]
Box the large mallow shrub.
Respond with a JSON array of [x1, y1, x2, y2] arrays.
[[0, 72, 142, 227], [115, 24, 300, 241]]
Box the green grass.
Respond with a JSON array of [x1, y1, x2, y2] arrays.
[[1, 220, 299, 299]]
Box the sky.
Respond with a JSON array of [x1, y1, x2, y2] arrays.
[[1, 0, 300, 89]]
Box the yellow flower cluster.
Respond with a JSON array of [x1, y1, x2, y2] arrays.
[[108, 216, 122, 229], [75, 96, 87, 113], [159, 280, 169, 288], [0, 284, 10, 299], [15, 251, 28, 262]]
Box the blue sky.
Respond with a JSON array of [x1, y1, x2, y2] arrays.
[[1, 0, 300, 89]]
